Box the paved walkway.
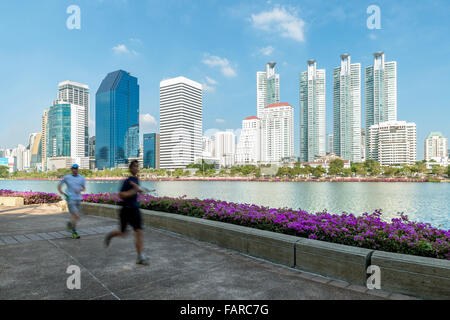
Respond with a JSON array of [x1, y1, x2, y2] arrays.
[[0, 205, 418, 300]]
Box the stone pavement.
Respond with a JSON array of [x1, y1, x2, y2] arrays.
[[0, 205, 418, 300]]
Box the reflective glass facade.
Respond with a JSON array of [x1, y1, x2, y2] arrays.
[[95, 70, 139, 169], [46, 104, 71, 158], [143, 133, 159, 168]]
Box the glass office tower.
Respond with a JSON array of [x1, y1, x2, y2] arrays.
[[95, 70, 139, 169], [143, 133, 160, 169], [46, 103, 72, 158]]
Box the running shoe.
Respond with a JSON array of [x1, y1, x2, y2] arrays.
[[104, 233, 111, 248], [136, 256, 149, 266], [72, 232, 81, 239]]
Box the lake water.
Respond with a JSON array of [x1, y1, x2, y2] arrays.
[[1, 180, 449, 230]]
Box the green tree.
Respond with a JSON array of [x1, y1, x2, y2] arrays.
[[311, 166, 326, 178], [173, 168, 184, 177], [382, 166, 397, 177], [431, 165, 445, 176], [416, 161, 428, 175], [0, 166, 9, 178], [341, 168, 352, 177], [351, 162, 367, 176], [364, 159, 381, 176], [328, 159, 344, 176], [277, 167, 289, 177], [230, 166, 241, 176]]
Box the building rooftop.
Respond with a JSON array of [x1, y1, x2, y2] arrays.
[[427, 132, 445, 139], [264, 102, 291, 109], [160, 76, 202, 90]]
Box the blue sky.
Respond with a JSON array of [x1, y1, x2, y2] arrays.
[[0, 0, 449, 159]]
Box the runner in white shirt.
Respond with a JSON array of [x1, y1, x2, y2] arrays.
[[58, 164, 86, 239]]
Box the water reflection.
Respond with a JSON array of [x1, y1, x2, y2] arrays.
[[0, 180, 448, 229]]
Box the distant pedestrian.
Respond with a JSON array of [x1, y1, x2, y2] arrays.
[[58, 164, 86, 239], [104, 160, 149, 266]]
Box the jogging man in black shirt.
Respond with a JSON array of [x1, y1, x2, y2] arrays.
[[104, 160, 149, 265]]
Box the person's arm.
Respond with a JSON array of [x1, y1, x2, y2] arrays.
[[118, 180, 141, 200], [58, 177, 65, 195], [81, 176, 86, 192]]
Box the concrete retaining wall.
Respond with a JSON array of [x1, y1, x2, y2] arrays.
[[81, 202, 450, 299], [372, 251, 450, 300], [0, 197, 24, 206]]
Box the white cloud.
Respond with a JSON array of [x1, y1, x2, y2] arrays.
[[259, 45, 275, 56], [112, 44, 130, 54], [139, 113, 158, 140], [216, 118, 226, 124], [205, 76, 218, 85], [140, 113, 157, 126], [250, 6, 306, 42], [112, 44, 138, 55], [203, 76, 218, 92], [202, 54, 237, 78]]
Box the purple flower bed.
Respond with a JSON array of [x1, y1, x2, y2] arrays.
[[82, 192, 450, 260], [0, 189, 62, 205]]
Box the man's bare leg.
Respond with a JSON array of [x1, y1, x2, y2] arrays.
[[134, 229, 148, 265], [134, 229, 143, 256]]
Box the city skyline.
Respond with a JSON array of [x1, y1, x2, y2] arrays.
[[1, 0, 449, 160]]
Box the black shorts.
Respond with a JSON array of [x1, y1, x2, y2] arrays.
[[119, 207, 142, 232]]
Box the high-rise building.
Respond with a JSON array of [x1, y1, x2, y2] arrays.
[[41, 109, 49, 171], [159, 76, 202, 169], [327, 134, 334, 155], [88, 136, 95, 158], [361, 128, 367, 162], [143, 133, 160, 169], [44, 101, 89, 171], [368, 121, 416, 166], [29, 133, 42, 170], [333, 54, 362, 162], [46, 103, 72, 159], [58, 81, 90, 156], [257, 62, 280, 118], [95, 70, 140, 169], [365, 52, 397, 156], [235, 116, 261, 165], [261, 103, 294, 164], [300, 60, 326, 162], [424, 132, 448, 162], [213, 131, 236, 167], [202, 136, 214, 157], [11, 145, 27, 171]]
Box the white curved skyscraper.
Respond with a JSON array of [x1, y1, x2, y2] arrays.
[[333, 54, 362, 163], [365, 52, 397, 157], [257, 62, 280, 118], [300, 60, 326, 162]]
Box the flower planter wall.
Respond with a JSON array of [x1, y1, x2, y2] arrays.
[[0, 197, 24, 206]]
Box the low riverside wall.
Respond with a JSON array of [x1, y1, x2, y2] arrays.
[[81, 202, 450, 300], [0, 197, 24, 206]]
